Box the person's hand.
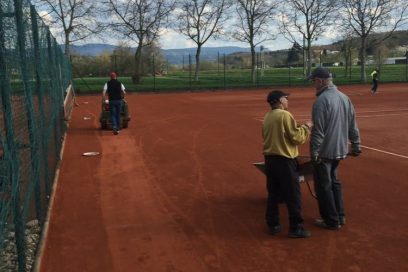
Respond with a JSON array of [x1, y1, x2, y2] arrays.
[[304, 121, 313, 129], [350, 143, 362, 157], [311, 155, 322, 165]]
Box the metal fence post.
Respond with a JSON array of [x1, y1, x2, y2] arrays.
[[256, 52, 259, 87], [0, 0, 19, 163], [405, 51, 407, 82], [0, 8, 23, 269], [289, 66, 292, 87], [45, 29, 55, 197], [223, 54, 226, 89], [30, 4, 45, 226], [13, 0, 35, 268], [153, 54, 156, 91], [218, 51, 220, 74], [189, 54, 192, 91]]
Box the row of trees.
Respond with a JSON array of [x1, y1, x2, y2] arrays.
[[34, 0, 408, 83], [71, 43, 166, 78]]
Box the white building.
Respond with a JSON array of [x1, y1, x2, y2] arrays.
[[383, 57, 407, 64]]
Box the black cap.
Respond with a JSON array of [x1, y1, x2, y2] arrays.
[[308, 67, 332, 80], [267, 90, 290, 104]]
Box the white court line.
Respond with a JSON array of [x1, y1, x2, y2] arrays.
[[358, 113, 408, 118], [256, 108, 408, 120], [358, 108, 408, 114], [361, 145, 408, 159], [254, 117, 408, 158]]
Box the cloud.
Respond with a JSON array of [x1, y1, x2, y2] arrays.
[[158, 29, 195, 49]]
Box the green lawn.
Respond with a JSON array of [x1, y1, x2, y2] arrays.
[[73, 64, 408, 94]]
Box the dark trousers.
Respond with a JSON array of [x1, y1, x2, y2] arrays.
[[264, 155, 303, 231], [109, 100, 122, 130], [313, 160, 344, 226], [371, 79, 378, 93]]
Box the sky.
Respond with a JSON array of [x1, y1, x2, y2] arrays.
[[36, 1, 408, 53], [157, 28, 291, 51], [39, 11, 340, 52], [157, 28, 342, 51], [70, 26, 341, 52]]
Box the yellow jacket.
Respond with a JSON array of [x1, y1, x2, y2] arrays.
[[370, 70, 378, 79], [262, 109, 310, 158]]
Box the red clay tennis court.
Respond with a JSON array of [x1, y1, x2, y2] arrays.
[[37, 83, 408, 272]]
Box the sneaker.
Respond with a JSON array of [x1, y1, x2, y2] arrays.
[[268, 225, 281, 235], [314, 218, 341, 230], [288, 227, 311, 238], [339, 216, 346, 226], [113, 129, 119, 135]]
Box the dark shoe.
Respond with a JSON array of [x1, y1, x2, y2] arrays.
[[339, 216, 346, 226], [113, 129, 119, 135], [268, 225, 281, 235], [314, 218, 341, 230], [288, 227, 311, 238]]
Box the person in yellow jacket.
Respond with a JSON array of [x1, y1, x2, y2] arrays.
[[370, 67, 379, 94], [262, 90, 313, 238]]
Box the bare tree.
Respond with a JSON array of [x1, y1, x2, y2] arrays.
[[231, 0, 278, 84], [279, 0, 339, 77], [106, 0, 175, 83], [33, 0, 105, 56], [342, 0, 408, 81], [176, 0, 231, 81], [339, 31, 358, 79]]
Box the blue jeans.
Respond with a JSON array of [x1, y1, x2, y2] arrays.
[[313, 159, 344, 226], [109, 100, 122, 130]]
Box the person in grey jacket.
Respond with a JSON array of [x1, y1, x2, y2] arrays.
[[308, 67, 361, 230]]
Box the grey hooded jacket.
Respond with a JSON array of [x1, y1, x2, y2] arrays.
[[310, 84, 360, 160]]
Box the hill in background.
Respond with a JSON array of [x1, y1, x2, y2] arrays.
[[71, 30, 408, 65], [71, 44, 251, 65]]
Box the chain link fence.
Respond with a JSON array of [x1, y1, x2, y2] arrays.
[[72, 48, 408, 93], [0, 0, 72, 271]]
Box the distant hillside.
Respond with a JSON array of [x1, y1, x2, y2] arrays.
[[162, 46, 251, 65], [71, 44, 251, 65], [71, 30, 408, 66], [71, 44, 117, 56], [322, 30, 408, 52]]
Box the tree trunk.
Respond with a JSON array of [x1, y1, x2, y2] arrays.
[[343, 49, 348, 77], [133, 45, 142, 84], [251, 44, 256, 84], [306, 38, 312, 77], [303, 36, 306, 77], [64, 32, 70, 56], [194, 45, 201, 81]]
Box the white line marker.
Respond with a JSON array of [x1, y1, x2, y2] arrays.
[[361, 145, 408, 159], [358, 113, 408, 118], [358, 108, 408, 114]]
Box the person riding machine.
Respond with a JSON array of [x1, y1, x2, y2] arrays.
[[100, 72, 130, 133]]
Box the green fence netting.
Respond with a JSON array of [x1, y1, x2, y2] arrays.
[[0, 0, 72, 271]]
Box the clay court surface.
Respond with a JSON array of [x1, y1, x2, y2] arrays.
[[38, 83, 408, 272]]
